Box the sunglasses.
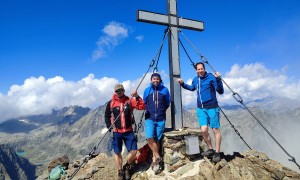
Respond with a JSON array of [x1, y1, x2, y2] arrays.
[[115, 89, 124, 93]]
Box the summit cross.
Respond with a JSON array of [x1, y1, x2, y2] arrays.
[[137, 0, 204, 130]]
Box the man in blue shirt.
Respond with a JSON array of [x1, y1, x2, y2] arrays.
[[143, 73, 170, 174], [178, 62, 224, 163]]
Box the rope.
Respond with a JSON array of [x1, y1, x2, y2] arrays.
[[135, 27, 170, 91], [178, 38, 195, 68], [179, 35, 252, 151], [220, 108, 252, 150], [133, 28, 170, 138], [134, 110, 145, 141], [68, 103, 129, 180], [179, 30, 300, 170], [69, 28, 170, 179], [153, 28, 169, 73]]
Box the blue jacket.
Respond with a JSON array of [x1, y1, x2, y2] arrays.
[[143, 82, 170, 121], [181, 72, 224, 109]]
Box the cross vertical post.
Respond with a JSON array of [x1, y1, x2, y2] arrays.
[[167, 0, 182, 130], [137, 0, 204, 130]]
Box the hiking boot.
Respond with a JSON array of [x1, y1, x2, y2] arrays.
[[151, 161, 156, 170], [201, 149, 215, 157], [212, 152, 221, 163], [123, 163, 134, 180], [118, 169, 124, 180], [152, 157, 164, 175]]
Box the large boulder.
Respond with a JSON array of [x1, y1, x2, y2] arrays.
[[132, 150, 300, 180], [47, 155, 70, 172]]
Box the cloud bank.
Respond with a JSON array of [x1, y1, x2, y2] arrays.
[[180, 63, 300, 106], [0, 73, 153, 123], [0, 63, 300, 123]]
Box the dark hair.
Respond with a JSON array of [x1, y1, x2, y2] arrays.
[[151, 73, 162, 82], [194, 62, 206, 70]]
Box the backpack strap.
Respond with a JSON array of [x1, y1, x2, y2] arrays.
[[110, 99, 116, 130]]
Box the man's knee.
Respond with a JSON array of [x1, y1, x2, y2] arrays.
[[201, 126, 209, 133], [130, 150, 137, 156], [114, 152, 122, 159], [212, 128, 220, 134], [147, 138, 156, 143]]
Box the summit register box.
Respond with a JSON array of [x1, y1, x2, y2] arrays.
[[184, 135, 200, 155]]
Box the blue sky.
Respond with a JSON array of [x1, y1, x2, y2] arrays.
[[0, 0, 300, 121]]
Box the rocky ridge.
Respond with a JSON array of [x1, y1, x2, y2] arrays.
[[0, 144, 36, 180], [0, 96, 300, 178], [37, 150, 300, 180]]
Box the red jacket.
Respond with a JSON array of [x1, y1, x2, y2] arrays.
[[105, 94, 145, 133]]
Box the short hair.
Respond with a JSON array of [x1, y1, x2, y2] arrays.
[[194, 62, 206, 70], [151, 73, 162, 82]]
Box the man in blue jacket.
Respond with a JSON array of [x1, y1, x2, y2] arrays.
[[178, 62, 224, 163], [143, 73, 170, 174]]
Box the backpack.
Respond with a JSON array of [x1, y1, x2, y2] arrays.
[[48, 165, 66, 180], [134, 143, 151, 164], [110, 99, 135, 125]]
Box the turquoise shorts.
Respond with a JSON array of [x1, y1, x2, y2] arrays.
[[145, 119, 165, 141], [197, 107, 220, 128]]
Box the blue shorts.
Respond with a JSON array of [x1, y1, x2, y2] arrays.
[[112, 131, 137, 154], [145, 119, 165, 141], [197, 107, 220, 128]]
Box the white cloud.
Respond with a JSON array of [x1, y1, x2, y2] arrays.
[[220, 63, 300, 104], [135, 35, 144, 42], [103, 22, 128, 37], [181, 63, 300, 106], [92, 21, 129, 61], [0, 72, 153, 123], [1, 64, 299, 123], [181, 79, 196, 107]]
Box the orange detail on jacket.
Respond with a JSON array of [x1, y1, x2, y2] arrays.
[[105, 94, 146, 133]]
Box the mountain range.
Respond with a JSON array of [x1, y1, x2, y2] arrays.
[[0, 96, 299, 178]]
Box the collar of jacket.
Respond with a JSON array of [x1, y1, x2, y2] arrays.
[[198, 71, 208, 79], [150, 81, 164, 89], [111, 93, 129, 102]]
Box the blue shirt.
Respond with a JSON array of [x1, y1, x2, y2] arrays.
[[143, 82, 170, 120], [181, 72, 224, 109]]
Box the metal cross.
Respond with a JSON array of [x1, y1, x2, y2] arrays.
[[137, 0, 204, 130]]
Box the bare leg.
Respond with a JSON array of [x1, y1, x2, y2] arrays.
[[127, 150, 137, 164], [201, 125, 213, 149], [212, 128, 221, 153], [147, 138, 160, 161], [114, 152, 123, 170]]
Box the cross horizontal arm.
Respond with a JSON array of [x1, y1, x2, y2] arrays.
[[137, 10, 204, 31]]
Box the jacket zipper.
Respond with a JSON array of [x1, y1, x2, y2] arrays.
[[154, 87, 157, 120], [198, 77, 203, 108]]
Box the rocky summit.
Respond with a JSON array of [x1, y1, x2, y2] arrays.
[[37, 128, 300, 180], [37, 150, 300, 180], [1, 97, 300, 179]]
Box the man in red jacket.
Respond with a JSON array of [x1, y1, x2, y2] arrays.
[[105, 84, 145, 180]]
